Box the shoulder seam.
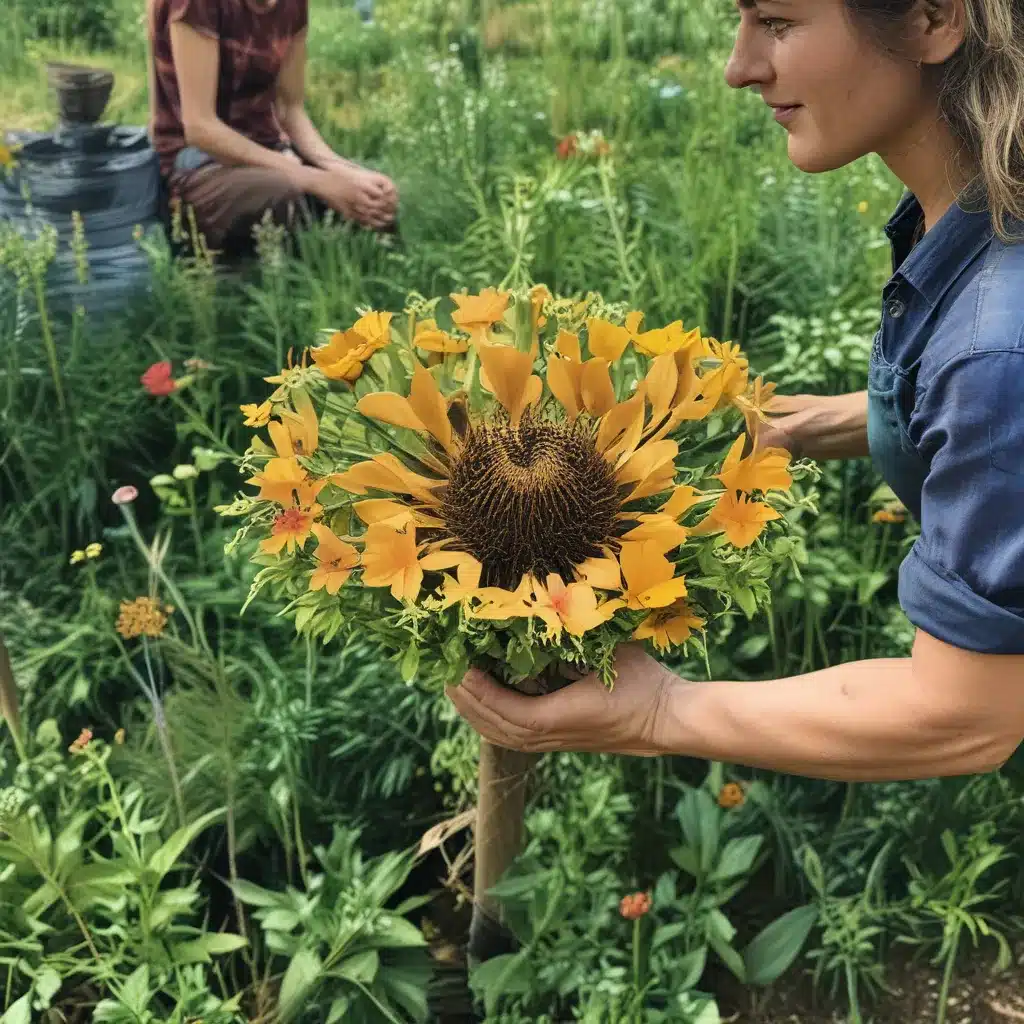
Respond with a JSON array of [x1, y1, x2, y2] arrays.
[[969, 241, 1008, 355]]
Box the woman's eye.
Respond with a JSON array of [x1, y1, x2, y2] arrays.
[[758, 16, 790, 36]]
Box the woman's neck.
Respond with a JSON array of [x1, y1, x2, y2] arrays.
[[880, 114, 975, 232]]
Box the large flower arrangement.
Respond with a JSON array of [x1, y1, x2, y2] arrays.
[[220, 286, 808, 691]]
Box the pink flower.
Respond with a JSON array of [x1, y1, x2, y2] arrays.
[[141, 361, 176, 396], [111, 485, 139, 505]]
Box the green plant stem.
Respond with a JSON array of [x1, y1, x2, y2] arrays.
[[632, 917, 642, 992], [32, 274, 66, 412], [186, 480, 206, 571], [935, 935, 959, 1024], [844, 960, 862, 1024]]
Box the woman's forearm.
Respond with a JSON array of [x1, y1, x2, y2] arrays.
[[773, 391, 869, 461], [657, 656, 1005, 781], [184, 116, 316, 185], [278, 105, 357, 171]]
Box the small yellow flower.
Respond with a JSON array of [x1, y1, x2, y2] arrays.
[[241, 401, 273, 427], [114, 728, 126, 745], [70, 550, 87, 565], [0, 142, 20, 173], [872, 507, 906, 524], [85, 542, 103, 559], [116, 597, 170, 639], [857, 201, 869, 215]]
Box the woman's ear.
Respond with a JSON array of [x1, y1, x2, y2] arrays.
[[911, 0, 968, 66]]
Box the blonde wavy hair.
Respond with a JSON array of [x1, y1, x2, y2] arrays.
[[850, 0, 1024, 239]]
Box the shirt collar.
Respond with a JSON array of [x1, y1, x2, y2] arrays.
[[884, 190, 993, 305]]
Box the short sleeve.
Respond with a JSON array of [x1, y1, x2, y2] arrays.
[[168, 0, 220, 40], [899, 350, 1024, 654]]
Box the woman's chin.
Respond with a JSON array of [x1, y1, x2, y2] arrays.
[[786, 135, 860, 174]]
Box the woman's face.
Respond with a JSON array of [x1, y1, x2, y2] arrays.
[[724, 0, 931, 173]]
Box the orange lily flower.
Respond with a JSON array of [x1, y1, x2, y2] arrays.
[[477, 344, 542, 428], [697, 491, 781, 548], [615, 541, 689, 610], [247, 457, 325, 507], [585, 312, 642, 362], [352, 311, 393, 349], [547, 330, 617, 420], [715, 435, 793, 494], [450, 288, 510, 339], [268, 390, 319, 458], [332, 453, 444, 506], [308, 523, 360, 594], [260, 504, 322, 555], [530, 574, 619, 638], [634, 600, 705, 650]]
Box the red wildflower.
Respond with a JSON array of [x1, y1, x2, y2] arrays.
[[619, 892, 652, 920], [141, 361, 176, 396], [69, 727, 93, 755], [555, 133, 578, 160]]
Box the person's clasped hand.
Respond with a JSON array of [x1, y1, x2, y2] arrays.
[[445, 644, 676, 756]]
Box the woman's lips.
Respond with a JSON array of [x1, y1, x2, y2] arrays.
[[770, 104, 801, 125]]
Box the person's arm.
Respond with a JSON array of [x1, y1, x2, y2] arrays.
[[654, 631, 1023, 780], [446, 634, 1024, 781], [274, 33, 398, 219], [760, 391, 869, 461], [169, 19, 315, 184]]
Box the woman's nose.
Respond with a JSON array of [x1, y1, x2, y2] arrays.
[[724, 24, 773, 90]]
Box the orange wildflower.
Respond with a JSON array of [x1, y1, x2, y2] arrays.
[[717, 783, 745, 809], [308, 523, 360, 595], [715, 435, 792, 494], [634, 600, 704, 651], [697, 491, 781, 548], [449, 288, 510, 339], [619, 892, 652, 920], [260, 504, 322, 556], [413, 318, 468, 354]]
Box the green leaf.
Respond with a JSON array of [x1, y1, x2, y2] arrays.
[[337, 949, 379, 985], [278, 948, 323, 1023], [743, 904, 818, 985], [148, 807, 226, 879], [469, 952, 534, 1017], [326, 997, 352, 1024], [708, 927, 746, 983], [120, 964, 151, 1014], [231, 878, 282, 907], [675, 947, 708, 991], [710, 835, 763, 883], [259, 908, 302, 932], [365, 916, 426, 949], [148, 885, 200, 931], [733, 586, 757, 619], [171, 931, 249, 964], [0, 995, 31, 1024], [400, 642, 420, 683], [33, 966, 62, 1008]]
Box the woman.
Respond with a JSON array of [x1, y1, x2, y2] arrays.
[[448, 0, 1024, 781], [147, 0, 398, 255]]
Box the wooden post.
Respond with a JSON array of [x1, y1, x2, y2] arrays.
[[467, 740, 538, 964]]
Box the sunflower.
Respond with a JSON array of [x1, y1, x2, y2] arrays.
[[224, 288, 801, 686]]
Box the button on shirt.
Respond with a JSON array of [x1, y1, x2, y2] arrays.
[[868, 192, 1024, 654]]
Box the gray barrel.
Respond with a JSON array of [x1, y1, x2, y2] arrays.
[[0, 124, 161, 316]]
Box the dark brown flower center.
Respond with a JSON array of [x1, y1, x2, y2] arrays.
[[440, 411, 619, 589]]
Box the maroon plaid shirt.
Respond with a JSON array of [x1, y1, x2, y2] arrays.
[[148, 0, 308, 177]]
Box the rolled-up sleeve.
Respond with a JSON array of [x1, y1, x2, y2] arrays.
[[899, 350, 1024, 654]]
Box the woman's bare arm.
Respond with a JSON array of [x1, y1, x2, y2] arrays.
[[169, 20, 315, 185]]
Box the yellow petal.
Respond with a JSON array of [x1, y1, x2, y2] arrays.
[[580, 359, 616, 417], [360, 523, 423, 601], [620, 514, 689, 550], [618, 542, 672, 604], [575, 555, 623, 590], [357, 392, 427, 434], [267, 420, 294, 460], [661, 485, 706, 520], [353, 498, 418, 527], [645, 354, 679, 427], [555, 329, 582, 363], [352, 311, 393, 348], [586, 318, 632, 362], [478, 344, 538, 428], [547, 357, 583, 420], [597, 393, 645, 455], [409, 364, 454, 453], [332, 454, 443, 505], [636, 575, 689, 609], [616, 439, 678, 486]]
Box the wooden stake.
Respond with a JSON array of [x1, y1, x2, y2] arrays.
[[467, 739, 538, 964]]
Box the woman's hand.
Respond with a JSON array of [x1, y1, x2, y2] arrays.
[[307, 165, 398, 229], [445, 645, 677, 756]]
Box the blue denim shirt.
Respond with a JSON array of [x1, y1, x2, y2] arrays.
[[868, 191, 1024, 655]]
